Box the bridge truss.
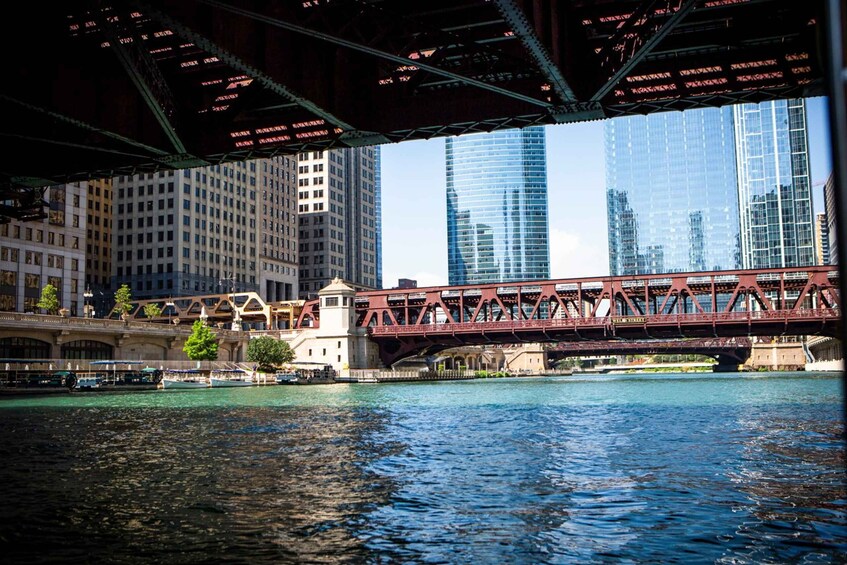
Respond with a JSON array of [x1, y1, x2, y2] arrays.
[[347, 266, 840, 365], [121, 291, 303, 329]]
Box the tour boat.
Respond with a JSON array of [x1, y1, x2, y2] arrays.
[[74, 373, 103, 389], [274, 371, 299, 384], [209, 368, 255, 388], [161, 369, 209, 389], [292, 364, 336, 385]]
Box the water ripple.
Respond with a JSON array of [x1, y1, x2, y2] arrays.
[[0, 373, 843, 563]]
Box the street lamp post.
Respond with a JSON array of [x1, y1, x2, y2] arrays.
[[83, 287, 93, 318]]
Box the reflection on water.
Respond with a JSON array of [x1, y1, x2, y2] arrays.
[[0, 407, 402, 563], [0, 373, 844, 563]]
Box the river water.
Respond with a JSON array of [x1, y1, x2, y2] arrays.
[[0, 372, 844, 564]]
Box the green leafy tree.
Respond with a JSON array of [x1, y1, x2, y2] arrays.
[[246, 336, 294, 372], [37, 283, 60, 315], [184, 320, 219, 361], [113, 284, 133, 318], [143, 303, 162, 320]]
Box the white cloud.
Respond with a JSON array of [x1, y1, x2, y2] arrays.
[[549, 227, 609, 279]]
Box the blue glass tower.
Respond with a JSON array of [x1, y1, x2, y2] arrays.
[[606, 106, 742, 275], [446, 127, 550, 285], [733, 99, 815, 268], [606, 99, 815, 277]]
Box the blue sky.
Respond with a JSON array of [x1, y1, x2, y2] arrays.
[[379, 96, 833, 288]]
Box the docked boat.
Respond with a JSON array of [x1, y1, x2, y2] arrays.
[[291, 364, 337, 385], [86, 361, 163, 390], [74, 373, 103, 389], [161, 369, 209, 389], [274, 371, 299, 384], [209, 368, 255, 388]]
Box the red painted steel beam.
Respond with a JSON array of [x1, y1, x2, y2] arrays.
[[333, 267, 841, 364]]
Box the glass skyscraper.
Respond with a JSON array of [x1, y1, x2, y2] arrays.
[[446, 127, 550, 285], [606, 106, 741, 275], [733, 99, 815, 269], [606, 98, 815, 276]]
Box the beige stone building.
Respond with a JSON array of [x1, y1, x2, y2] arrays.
[[0, 183, 87, 315], [297, 147, 380, 299]]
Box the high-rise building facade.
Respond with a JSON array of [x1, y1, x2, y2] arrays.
[[815, 212, 830, 265], [112, 157, 298, 301], [297, 146, 380, 298], [733, 99, 815, 268], [606, 106, 741, 276], [259, 157, 299, 301], [84, 178, 113, 291], [374, 147, 383, 289], [823, 173, 838, 264], [606, 98, 816, 276], [0, 183, 87, 315], [446, 127, 550, 285], [83, 177, 114, 316]]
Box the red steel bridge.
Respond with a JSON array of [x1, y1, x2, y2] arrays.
[[295, 266, 840, 365]]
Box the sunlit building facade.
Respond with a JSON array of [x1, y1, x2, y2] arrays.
[[259, 156, 299, 302], [84, 177, 113, 316], [446, 127, 550, 285], [297, 146, 380, 299], [113, 158, 298, 302], [815, 212, 830, 265], [0, 183, 87, 315], [607, 98, 816, 276], [606, 106, 741, 276], [733, 99, 815, 269], [823, 173, 838, 263], [374, 147, 383, 289]]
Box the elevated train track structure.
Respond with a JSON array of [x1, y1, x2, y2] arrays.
[[0, 267, 839, 367], [0, 0, 833, 219], [339, 266, 840, 365]]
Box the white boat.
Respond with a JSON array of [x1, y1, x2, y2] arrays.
[[75, 374, 102, 389], [161, 369, 209, 389], [274, 371, 299, 384], [209, 369, 255, 388]]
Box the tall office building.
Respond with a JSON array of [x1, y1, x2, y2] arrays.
[[297, 146, 380, 298], [83, 177, 114, 316], [112, 157, 298, 302], [823, 173, 838, 264], [446, 127, 550, 285], [815, 212, 830, 265], [259, 157, 299, 301], [374, 147, 383, 289], [0, 183, 87, 315], [606, 106, 741, 276], [84, 178, 113, 291], [606, 98, 816, 276], [733, 99, 815, 268]]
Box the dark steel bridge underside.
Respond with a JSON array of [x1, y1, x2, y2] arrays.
[[547, 337, 753, 366], [0, 0, 829, 218]]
